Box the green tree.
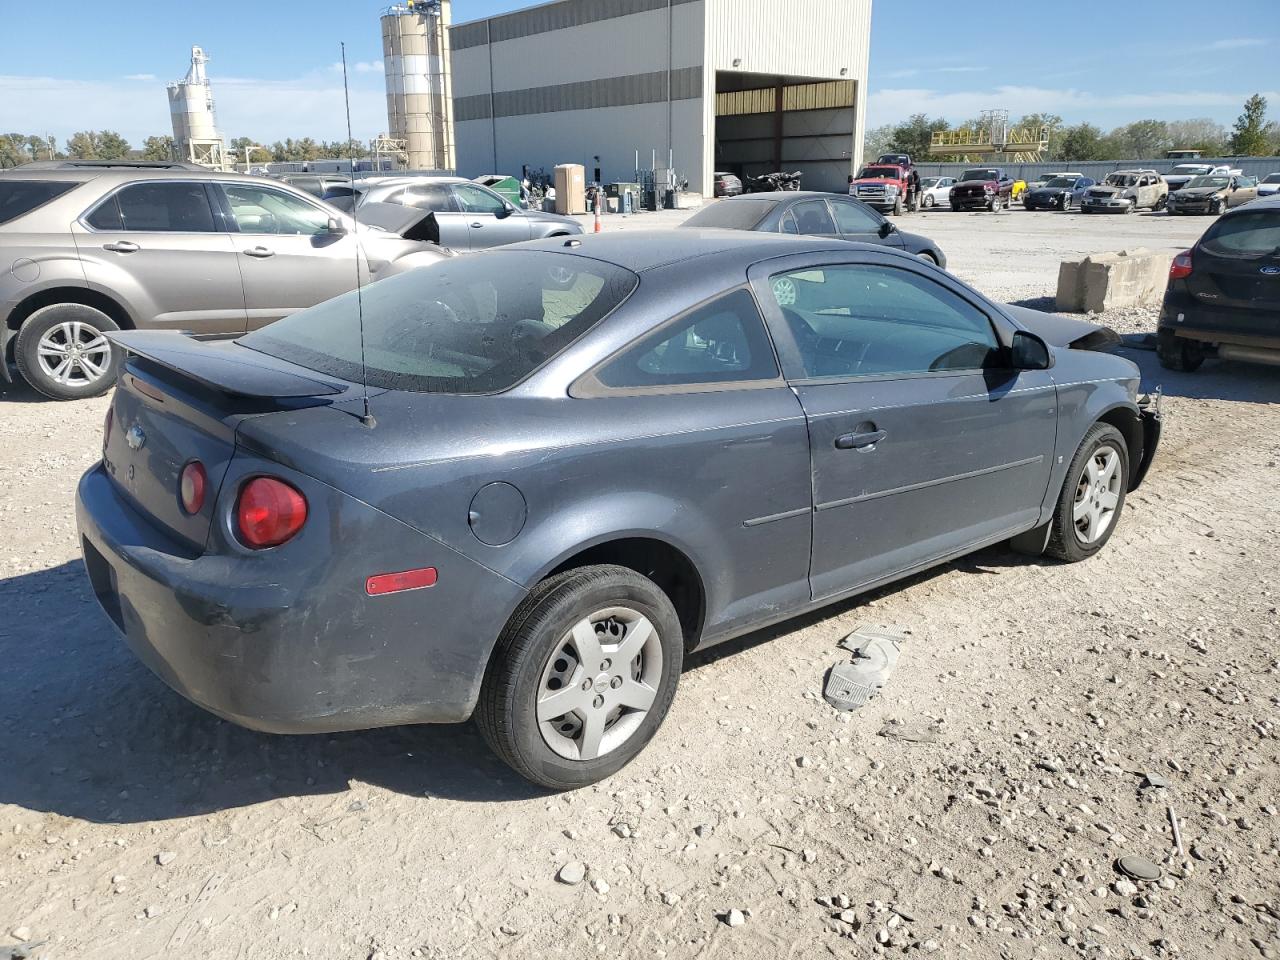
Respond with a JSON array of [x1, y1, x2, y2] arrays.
[[1016, 112, 1064, 156], [1166, 118, 1228, 157], [887, 113, 951, 160], [0, 134, 26, 169], [862, 124, 895, 164], [1104, 119, 1170, 159], [96, 131, 131, 160], [142, 135, 174, 161], [66, 130, 99, 159], [1057, 123, 1107, 162], [1230, 94, 1270, 156]]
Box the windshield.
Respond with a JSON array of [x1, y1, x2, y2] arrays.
[[1171, 165, 1212, 175], [1187, 176, 1230, 189], [683, 198, 774, 230], [240, 251, 637, 394], [0, 179, 78, 224], [1043, 177, 1078, 188], [858, 166, 901, 179], [1200, 211, 1280, 258], [921, 177, 940, 188], [960, 169, 998, 181], [1104, 174, 1139, 187]]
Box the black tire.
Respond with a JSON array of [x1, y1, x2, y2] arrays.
[[893, 196, 904, 217], [917, 250, 939, 266], [14, 303, 121, 401], [476, 564, 684, 790], [923, 194, 935, 208], [1046, 423, 1130, 562], [1060, 195, 1072, 212], [1155, 195, 1167, 211], [1156, 328, 1206, 372]]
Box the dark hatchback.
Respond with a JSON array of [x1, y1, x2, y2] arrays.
[[1157, 196, 1280, 371], [682, 193, 947, 266]]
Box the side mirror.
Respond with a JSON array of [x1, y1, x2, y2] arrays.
[[1011, 330, 1052, 370], [496, 204, 514, 220], [325, 217, 347, 235], [878, 221, 896, 238]]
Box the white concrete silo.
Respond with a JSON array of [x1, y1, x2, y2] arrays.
[[382, 1, 455, 172], [167, 46, 227, 169]]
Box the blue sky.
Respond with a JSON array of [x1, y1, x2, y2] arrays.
[[1, 0, 1276, 148]]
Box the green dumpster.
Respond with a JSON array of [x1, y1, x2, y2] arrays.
[[475, 175, 523, 207]]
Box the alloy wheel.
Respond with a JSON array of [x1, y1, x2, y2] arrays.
[[1073, 444, 1122, 544], [536, 607, 664, 762], [36, 321, 111, 387]]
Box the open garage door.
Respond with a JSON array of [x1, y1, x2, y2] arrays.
[[715, 75, 856, 194]]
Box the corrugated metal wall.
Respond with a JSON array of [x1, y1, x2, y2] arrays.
[[705, 0, 871, 79]]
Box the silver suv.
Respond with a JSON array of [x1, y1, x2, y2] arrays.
[[0, 165, 450, 399]]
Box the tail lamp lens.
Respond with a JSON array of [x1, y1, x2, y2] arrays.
[[236, 477, 307, 549], [1170, 250, 1193, 280], [179, 461, 208, 515]]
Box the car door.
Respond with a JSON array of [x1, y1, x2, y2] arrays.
[[827, 198, 901, 250], [750, 251, 1058, 600], [216, 182, 367, 330], [783, 199, 842, 240], [452, 183, 531, 250], [1230, 177, 1257, 207], [397, 182, 470, 249], [75, 180, 246, 335]]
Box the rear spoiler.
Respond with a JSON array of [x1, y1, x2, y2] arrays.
[[109, 330, 347, 398]]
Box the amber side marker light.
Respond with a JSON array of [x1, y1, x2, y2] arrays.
[[366, 567, 439, 596]]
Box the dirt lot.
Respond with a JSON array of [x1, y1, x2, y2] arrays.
[[2, 207, 1278, 960]]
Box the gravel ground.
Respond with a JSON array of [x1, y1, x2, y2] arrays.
[[2, 209, 1279, 960]]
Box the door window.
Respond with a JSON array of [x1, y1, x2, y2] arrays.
[[827, 199, 882, 235], [790, 200, 837, 235], [222, 184, 332, 235], [768, 264, 1000, 378], [453, 183, 507, 215], [399, 183, 457, 212], [594, 288, 778, 389], [87, 182, 217, 232]]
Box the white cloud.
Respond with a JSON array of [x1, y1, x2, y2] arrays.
[[329, 60, 385, 75], [1210, 38, 1269, 50], [0, 72, 389, 145], [935, 66, 987, 74], [122, 73, 156, 82]]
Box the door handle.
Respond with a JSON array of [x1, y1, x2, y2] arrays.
[[835, 429, 887, 450], [244, 246, 275, 258], [103, 241, 139, 253], [470, 222, 483, 228]]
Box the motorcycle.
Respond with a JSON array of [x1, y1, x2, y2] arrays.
[[745, 171, 803, 193]]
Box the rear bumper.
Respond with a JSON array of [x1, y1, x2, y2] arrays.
[[1159, 290, 1280, 350], [75, 461, 527, 733]]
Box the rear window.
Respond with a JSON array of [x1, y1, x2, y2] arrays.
[[240, 251, 637, 394], [682, 199, 774, 230], [0, 180, 77, 225], [1199, 211, 1280, 258]]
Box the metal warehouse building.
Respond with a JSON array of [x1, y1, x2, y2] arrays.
[[449, 0, 872, 197]]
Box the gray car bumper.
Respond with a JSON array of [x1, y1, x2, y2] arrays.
[[76, 460, 527, 733]]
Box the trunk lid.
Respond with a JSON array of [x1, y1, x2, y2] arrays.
[[103, 332, 352, 550], [1186, 249, 1280, 316]]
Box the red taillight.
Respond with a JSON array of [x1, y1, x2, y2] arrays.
[[236, 477, 307, 549], [103, 407, 113, 451], [179, 461, 208, 515], [1170, 250, 1193, 280], [366, 567, 438, 596]]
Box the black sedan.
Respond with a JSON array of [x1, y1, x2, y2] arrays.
[[681, 192, 947, 266], [1023, 175, 1096, 211]]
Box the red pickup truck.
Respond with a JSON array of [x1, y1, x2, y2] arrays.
[[849, 161, 918, 216]]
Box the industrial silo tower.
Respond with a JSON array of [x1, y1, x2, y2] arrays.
[[382, 1, 455, 171], [167, 46, 227, 169]]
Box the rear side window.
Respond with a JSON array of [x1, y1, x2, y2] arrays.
[[1200, 211, 1280, 258], [595, 288, 778, 390], [241, 251, 637, 394], [400, 183, 457, 212], [88, 182, 217, 232], [791, 200, 837, 235], [0, 180, 77, 224]]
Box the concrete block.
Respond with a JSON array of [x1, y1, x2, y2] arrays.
[[1055, 248, 1172, 313]]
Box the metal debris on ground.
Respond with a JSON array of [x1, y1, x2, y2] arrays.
[[1141, 771, 1171, 790], [877, 720, 941, 744], [1116, 855, 1163, 882], [3, 942, 47, 960], [823, 627, 905, 712]]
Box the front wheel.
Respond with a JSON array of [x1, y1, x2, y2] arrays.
[[14, 303, 121, 401], [1046, 424, 1130, 562], [1156, 328, 1205, 371], [988, 195, 1003, 212], [923, 194, 935, 208], [477, 565, 684, 790], [892, 196, 905, 217], [1060, 195, 1072, 212]]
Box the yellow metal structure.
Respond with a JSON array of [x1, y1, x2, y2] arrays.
[[929, 110, 1049, 163]]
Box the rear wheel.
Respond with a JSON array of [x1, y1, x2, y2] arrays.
[[1060, 194, 1072, 212], [14, 303, 120, 401], [1046, 424, 1129, 562], [477, 565, 683, 790], [1156, 328, 1206, 371]]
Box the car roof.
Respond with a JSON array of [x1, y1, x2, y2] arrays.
[[0, 166, 296, 185], [515, 229, 870, 274], [712, 191, 852, 205]]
